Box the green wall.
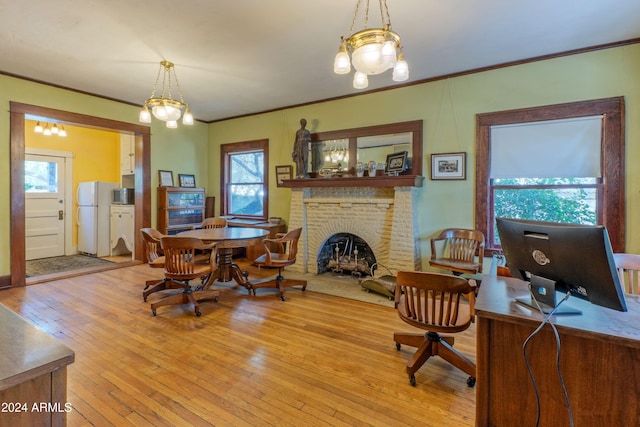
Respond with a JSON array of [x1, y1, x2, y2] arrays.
[[1, 43, 639, 277], [207, 44, 640, 268]]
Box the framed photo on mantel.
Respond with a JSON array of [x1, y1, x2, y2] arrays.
[[275, 165, 292, 187]]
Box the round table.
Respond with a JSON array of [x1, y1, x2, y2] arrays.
[[178, 227, 268, 291]]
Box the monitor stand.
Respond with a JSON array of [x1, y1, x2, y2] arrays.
[[514, 274, 582, 316]]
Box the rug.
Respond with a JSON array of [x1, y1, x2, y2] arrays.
[[26, 255, 114, 277]]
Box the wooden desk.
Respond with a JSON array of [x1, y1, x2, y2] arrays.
[[1, 303, 74, 426], [178, 227, 268, 291], [475, 275, 640, 426], [226, 219, 287, 260]]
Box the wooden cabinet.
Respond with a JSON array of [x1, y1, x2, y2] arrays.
[[120, 134, 135, 175], [110, 205, 134, 257], [157, 187, 205, 235], [1, 304, 74, 426], [227, 219, 287, 260]]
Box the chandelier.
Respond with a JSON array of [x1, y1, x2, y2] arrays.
[[139, 60, 194, 128], [333, 0, 409, 89]]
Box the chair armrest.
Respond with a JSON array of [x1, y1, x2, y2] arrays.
[[430, 237, 443, 260]]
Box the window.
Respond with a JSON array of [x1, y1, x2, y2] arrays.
[[25, 159, 59, 193], [221, 139, 268, 219], [476, 98, 625, 253]]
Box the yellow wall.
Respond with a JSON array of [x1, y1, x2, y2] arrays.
[[1, 43, 639, 277], [25, 120, 121, 246], [208, 44, 640, 268]]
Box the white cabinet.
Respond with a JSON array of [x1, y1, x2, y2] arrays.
[[110, 205, 134, 257], [120, 134, 135, 176]]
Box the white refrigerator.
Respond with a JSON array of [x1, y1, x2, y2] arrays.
[[77, 181, 119, 256]]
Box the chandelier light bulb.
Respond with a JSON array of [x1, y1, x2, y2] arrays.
[[43, 125, 52, 136], [51, 124, 59, 134], [166, 120, 178, 129], [333, 42, 351, 74], [34, 122, 43, 133], [139, 105, 151, 123], [58, 125, 67, 137], [381, 40, 397, 67], [353, 71, 368, 89], [392, 52, 409, 82], [182, 107, 194, 125]]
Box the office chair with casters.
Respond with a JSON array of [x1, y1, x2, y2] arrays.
[[614, 253, 640, 294], [251, 227, 307, 301], [141, 228, 171, 302], [201, 217, 227, 229], [150, 237, 221, 317], [393, 270, 477, 387], [429, 228, 485, 276]]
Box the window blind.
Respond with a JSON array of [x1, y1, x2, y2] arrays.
[[490, 116, 602, 179]]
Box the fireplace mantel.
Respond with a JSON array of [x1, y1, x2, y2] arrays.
[[281, 175, 424, 188]]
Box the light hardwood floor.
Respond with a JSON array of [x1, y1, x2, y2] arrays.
[[0, 262, 476, 426]]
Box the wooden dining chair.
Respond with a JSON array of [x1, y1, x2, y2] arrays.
[[251, 227, 307, 301], [141, 228, 171, 302], [150, 237, 221, 317], [394, 270, 477, 387], [201, 217, 227, 229], [429, 228, 485, 275], [613, 253, 640, 294]]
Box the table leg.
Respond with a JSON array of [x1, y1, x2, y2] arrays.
[[203, 247, 251, 293]]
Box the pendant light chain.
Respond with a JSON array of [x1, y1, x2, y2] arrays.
[[381, 0, 391, 26]]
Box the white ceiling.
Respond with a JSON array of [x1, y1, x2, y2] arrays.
[[1, 1, 639, 123]]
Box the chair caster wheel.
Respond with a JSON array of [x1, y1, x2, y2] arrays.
[[395, 342, 401, 350], [214, 296, 219, 303], [196, 311, 202, 317], [467, 376, 476, 387], [152, 309, 157, 316], [409, 375, 416, 386]]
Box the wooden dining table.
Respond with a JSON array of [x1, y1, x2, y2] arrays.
[[178, 227, 269, 291]]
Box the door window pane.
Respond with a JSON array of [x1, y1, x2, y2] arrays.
[[25, 160, 58, 193]]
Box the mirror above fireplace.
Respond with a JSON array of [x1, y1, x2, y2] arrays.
[[307, 120, 423, 178]]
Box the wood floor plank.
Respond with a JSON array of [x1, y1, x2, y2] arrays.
[[0, 262, 476, 426]]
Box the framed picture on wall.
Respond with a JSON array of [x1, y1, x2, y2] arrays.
[[275, 165, 292, 187], [158, 170, 174, 187], [430, 152, 466, 180], [178, 174, 196, 188]]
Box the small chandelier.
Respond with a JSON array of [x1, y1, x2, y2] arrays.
[[334, 0, 409, 89], [34, 121, 67, 137], [139, 60, 194, 128]]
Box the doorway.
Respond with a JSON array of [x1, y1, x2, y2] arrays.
[[9, 102, 152, 288], [25, 150, 72, 260]]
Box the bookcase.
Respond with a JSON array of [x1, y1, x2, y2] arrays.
[[157, 187, 205, 234]]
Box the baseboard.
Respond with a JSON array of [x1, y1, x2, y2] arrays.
[[0, 274, 11, 290]]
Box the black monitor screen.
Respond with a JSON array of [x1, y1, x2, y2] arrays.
[[496, 218, 627, 312]]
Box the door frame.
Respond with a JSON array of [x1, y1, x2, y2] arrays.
[[9, 102, 152, 288], [25, 148, 74, 257]]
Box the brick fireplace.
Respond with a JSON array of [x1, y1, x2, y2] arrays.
[[286, 185, 422, 275]]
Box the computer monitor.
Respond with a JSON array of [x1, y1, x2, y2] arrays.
[[496, 218, 627, 313]]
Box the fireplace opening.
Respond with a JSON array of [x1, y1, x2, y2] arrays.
[[316, 233, 376, 277]]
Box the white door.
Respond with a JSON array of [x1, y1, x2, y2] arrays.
[[25, 154, 66, 260]]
